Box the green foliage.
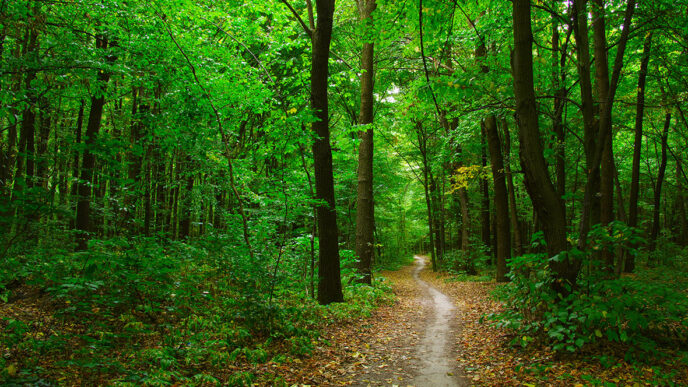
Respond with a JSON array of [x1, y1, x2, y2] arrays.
[[442, 249, 479, 275], [0, 232, 396, 384], [490, 244, 688, 359]]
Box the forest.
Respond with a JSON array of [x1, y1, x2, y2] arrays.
[[1, 0, 687, 385]]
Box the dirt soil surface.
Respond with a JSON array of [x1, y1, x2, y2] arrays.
[[271, 256, 467, 386]]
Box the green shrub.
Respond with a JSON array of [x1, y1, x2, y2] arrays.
[[490, 250, 688, 358], [442, 249, 480, 275]]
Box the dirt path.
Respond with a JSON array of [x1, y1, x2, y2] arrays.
[[280, 257, 466, 386], [344, 256, 466, 386], [410, 255, 465, 387]]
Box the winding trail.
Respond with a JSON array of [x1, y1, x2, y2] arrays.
[[411, 255, 464, 387], [345, 255, 466, 386]]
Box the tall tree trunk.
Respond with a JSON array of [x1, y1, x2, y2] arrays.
[[417, 122, 437, 271], [71, 100, 85, 197], [75, 35, 114, 251], [354, 0, 376, 285], [438, 174, 447, 258], [485, 116, 510, 282], [179, 156, 195, 239], [36, 97, 51, 191], [576, 0, 634, 253], [459, 186, 470, 251], [512, 0, 575, 290], [649, 113, 671, 250], [591, 0, 615, 273], [15, 22, 39, 196], [572, 0, 600, 227], [312, 0, 343, 305], [476, 41, 510, 280], [431, 173, 444, 265], [625, 33, 652, 272], [126, 89, 144, 231], [676, 158, 688, 246], [502, 119, 523, 257], [552, 15, 566, 198], [480, 124, 491, 253]]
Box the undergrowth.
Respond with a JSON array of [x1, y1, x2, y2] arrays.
[[489, 228, 688, 367], [0, 234, 395, 385]]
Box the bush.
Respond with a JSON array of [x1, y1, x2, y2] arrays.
[[442, 249, 487, 275], [490, 250, 688, 358]]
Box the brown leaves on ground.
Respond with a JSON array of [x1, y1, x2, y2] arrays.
[[421, 271, 688, 386], [259, 265, 427, 386]]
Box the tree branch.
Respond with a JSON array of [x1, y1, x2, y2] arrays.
[[279, 0, 313, 38]]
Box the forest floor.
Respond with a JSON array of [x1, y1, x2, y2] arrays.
[[276, 257, 687, 386], [2, 255, 686, 385], [262, 255, 466, 386]]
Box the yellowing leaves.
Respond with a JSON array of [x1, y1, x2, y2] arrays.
[[450, 165, 491, 191], [287, 107, 297, 114], [5, 363, 18, 377]]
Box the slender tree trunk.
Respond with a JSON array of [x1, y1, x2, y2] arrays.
[[179, 157, 195, 239], [439, 174, 447, 258], [576, 0, 634, 253], [15, 23, 39, 197], [431, 173, 444, 265], [649, 113, 671, 250], [36, 97, 51, 193], [476, 41, 510, 280], [312, 0, 343, 304], [676, 158, 687, 246], [552, 15, 566, 198], [573, 0, 600, 227], [144, 156, 152, 236], [613, 160, 627, 223], [512, 0, 575, 290], [485, 116, 510, 282], [75, 36, 114, 250], [354, 0, 377, 285], [71, 100, 85, 198], [591, 0, 615, 273], [480, 124, 491, 253], [502, 119, 523, 257], [459, 186, 470, 251], [625, 33, 652, 272], [126, 89, 145, 231], [417, 123, 437, 271]]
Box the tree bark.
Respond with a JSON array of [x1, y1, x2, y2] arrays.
[[572, 0, 600, 227], [512, 0, 575, 290], [179, 156, 195, 239], [576, 0, 634, 252], [649, 113, 671, 250], [355, 0, 376, 285], [459, 185, 470, 251], [676, 158, 688, 246], [591, 0, 615, 273], [431, 173, 444, 264], [552, 16, 566, 198], [417, 122, 437, 271], [75, 35, 114, 250], [312, 0, 343, 304], [485, 116, 510, 282], [625, 33, 652, 272], [502, 119, 523, 257], [476, 41, 510, 281], [480, 124, 491, 253]]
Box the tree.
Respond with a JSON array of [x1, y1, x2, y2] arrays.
[[310, 0, 344, 304], [511, 0, 574, 289], [75, 35, 116, 251], [355, 0, 377, 285], [626, 33, 653, 272]]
